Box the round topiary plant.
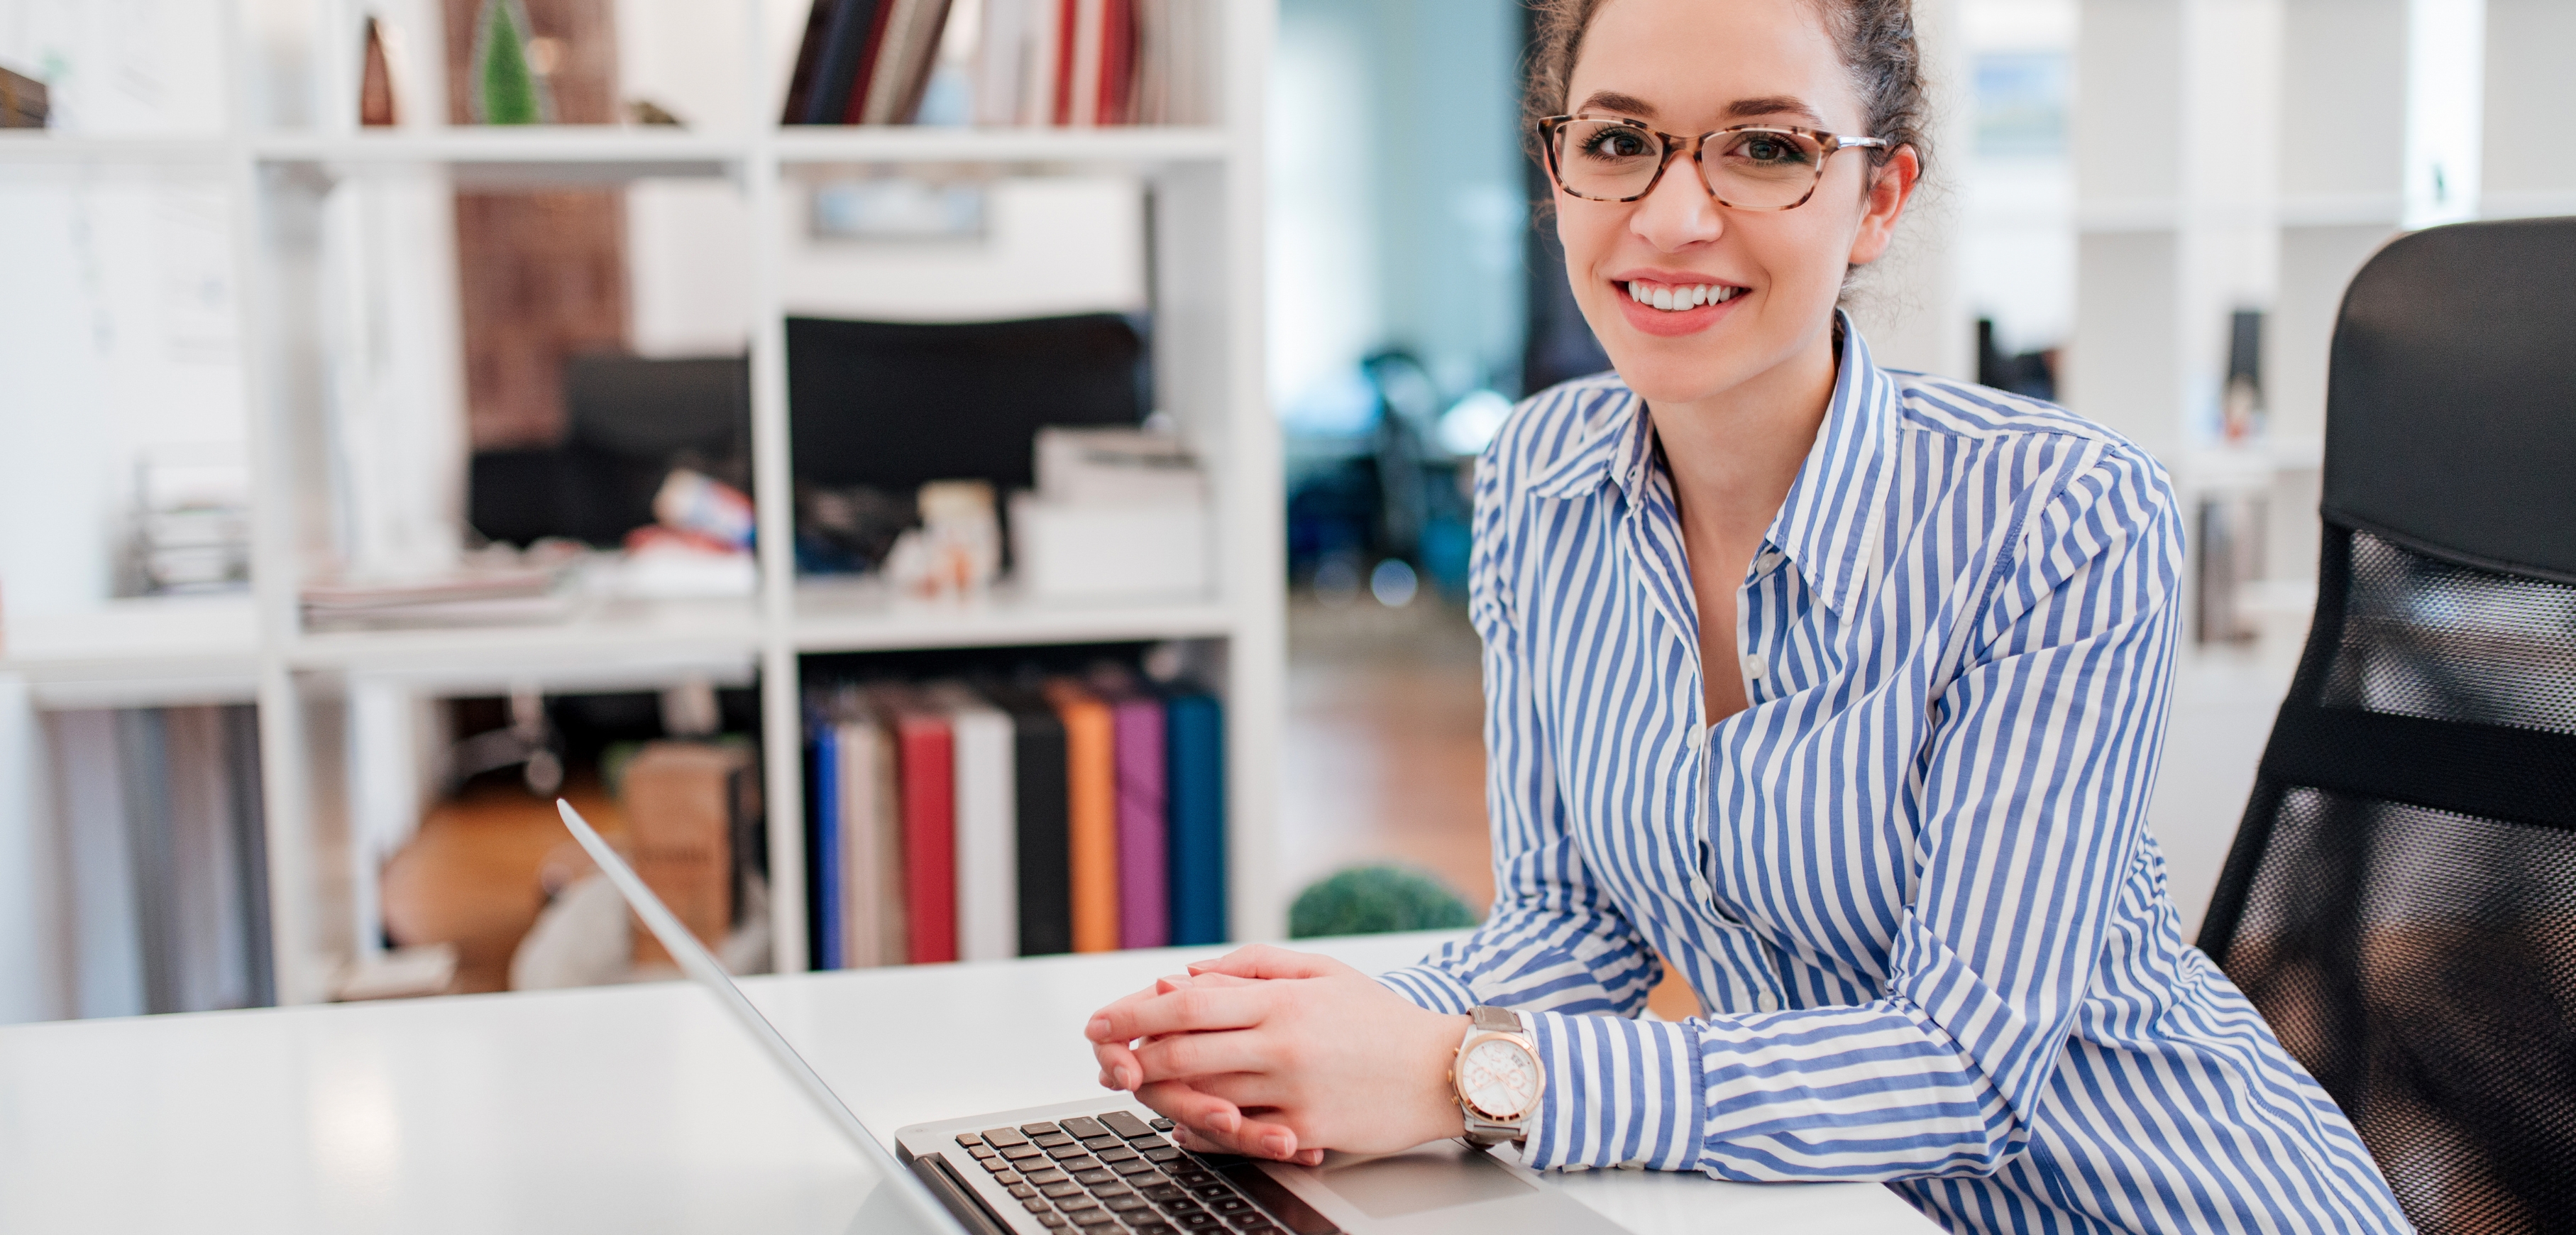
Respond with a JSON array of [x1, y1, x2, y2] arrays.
[[1287, 865, 1478, 939]]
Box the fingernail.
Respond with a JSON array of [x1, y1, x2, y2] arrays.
[[1215, 1110, 1239, 1134], [1265, 1134, 1295, 1158], [1117, 1065, 1137, 1088], [1086, 1016, 1111, 1039]]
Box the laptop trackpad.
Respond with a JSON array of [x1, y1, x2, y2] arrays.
[[1314, 1144, 1536, 1219]]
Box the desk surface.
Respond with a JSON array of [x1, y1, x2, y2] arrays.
[[0, 932, 1930, 1234]]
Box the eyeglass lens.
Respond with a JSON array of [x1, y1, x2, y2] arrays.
[[1551, 120, 1827, 207]]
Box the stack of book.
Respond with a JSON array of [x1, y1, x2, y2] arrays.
[[0, 65, 45, 128], [783, 0, 1209, 127], [805, 666, 1223, 967]]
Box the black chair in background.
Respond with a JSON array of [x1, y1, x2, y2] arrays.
[[2197, 217, 2576, 1234]]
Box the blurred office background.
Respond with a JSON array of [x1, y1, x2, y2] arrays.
[[1, 0, 2571, 1023]]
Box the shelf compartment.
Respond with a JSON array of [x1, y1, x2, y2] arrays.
[[1, 596, 261, 708], [793, 581, 1233, 654]]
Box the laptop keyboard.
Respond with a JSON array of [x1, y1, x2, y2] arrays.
[[956, 1110, 1332, 1234]]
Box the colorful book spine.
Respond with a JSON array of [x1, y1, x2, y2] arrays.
[[1165, 688, 1226, 945], [811, 711, 844, 969], [888, 692, 959, 964], [1097, 676, 1167, 949], [987, 683, 1073, 956], [841, 701, 909, 967], [1046, 678, 1119, 952], [932, 683, 1018, 963]]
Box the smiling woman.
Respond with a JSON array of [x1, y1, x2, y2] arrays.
[[1084, 3, 2414, 1233]]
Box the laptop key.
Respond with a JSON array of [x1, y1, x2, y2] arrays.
[[1126, 1135, 1171, 1151], [1105, 1195, 1151, 1212], [1189, 1184, 1233, 1200], [984, 1128, 1031, 1148], [981, 1157, 1012, 1174], [1024, 1199, 1052, 1214], [971, 1145, 1002, 1160], [1208, 1197, 1253, 1216], [1151, 1118, 1174, 1131], [1035, 1133, 1078, 1148], [1059, 1195, 1100, 1212], [1042, 1182, 1086, 1200], [1099, 1111, 1157, 1140], [1081, 1136, 1125, 1153], [1047, 1144, 1091, 1160], [1024, 1168, 1068, 1185], [1023, 1122, 1064, 1136], [1069, 1213, 1121, 1229], [996, 1170, 1024, 1185], [1111, 1158, 1160, 1177], [957, 1132, 986, 1147], [1061, 1116, 1111, 1139], [1143, 1148, 1185, 1163], [1125, 1224, 1174, 1235], [1225, 1215, 1274, 1231], [1035, 1215, 1069, 1229], [1096, 1146, 1140, 1163], [1074, 1169, 1118, 1186], [1172, 1214, 1221, 1231]]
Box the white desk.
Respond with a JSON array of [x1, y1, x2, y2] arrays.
[[0, 931, 1930, 1234]]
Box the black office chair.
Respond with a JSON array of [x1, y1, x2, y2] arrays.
[[2196, 217, 2576, 1234]]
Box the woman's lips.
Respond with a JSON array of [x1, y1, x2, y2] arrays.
[[1612, 278, 1746, 338]]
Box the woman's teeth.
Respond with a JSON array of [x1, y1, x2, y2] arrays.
[[1626, 280, 1741, 312]]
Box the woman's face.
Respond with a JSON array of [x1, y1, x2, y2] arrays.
[[1555, 0, 1915, 407]]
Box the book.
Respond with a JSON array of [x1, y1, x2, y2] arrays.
[[1022, 0, 1062, 126], [859, 0, 957, 124], [1063, 0, 1103, 126], [1044, 677, 1119, 952], [928, 681, 1017, 963], [974, 0, 1030, 126], [875, 686, 958, 964], [803, 0, 885, 124], [837, 693, 908, 966], [781, 0, 843, 123], [982, 681, 1072, 956], [808, 708, 843, 968], [1, 63, 49, 128], [1091, 667, 1167, 950], [1165, 686, 1225, 945]]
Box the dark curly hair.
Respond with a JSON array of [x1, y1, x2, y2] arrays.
[[1522, 0, 1932, 187]]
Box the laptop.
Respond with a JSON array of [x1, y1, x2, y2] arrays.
[[558, 799, 1626, 1235]]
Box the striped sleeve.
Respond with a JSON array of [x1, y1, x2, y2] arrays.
[[1436, 443, 2184, 1180], [1378, 398, 1666, 1028]]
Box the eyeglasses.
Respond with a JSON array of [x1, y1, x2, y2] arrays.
[[1536, 114, 1890, 211]]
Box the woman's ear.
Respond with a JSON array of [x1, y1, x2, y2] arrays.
[[1846, 144, 1920, 267]]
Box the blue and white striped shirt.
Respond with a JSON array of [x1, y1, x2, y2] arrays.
[[1379, 321, 2409, 1233]]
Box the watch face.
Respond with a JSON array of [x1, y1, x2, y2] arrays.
[[1458, 1037, 1541, 1120]]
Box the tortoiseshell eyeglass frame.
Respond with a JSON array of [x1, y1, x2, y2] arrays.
[[1536, 114, 1893, 211]]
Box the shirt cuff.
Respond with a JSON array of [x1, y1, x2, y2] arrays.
[[1375, 963, 1478, 1014], [1518, 1009, 1703, 1172]]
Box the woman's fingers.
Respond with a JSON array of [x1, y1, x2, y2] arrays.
[[1183, 943, 1352, 982], [1135, 1080, 1248, 1141], [1086, 982, 1271, 1044], [1130, 1028, 1277, 1086]]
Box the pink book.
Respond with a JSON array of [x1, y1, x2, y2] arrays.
[[1094, 668, 1167, 949]]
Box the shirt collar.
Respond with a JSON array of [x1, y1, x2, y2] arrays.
[[1526, 311, 1898, 617]]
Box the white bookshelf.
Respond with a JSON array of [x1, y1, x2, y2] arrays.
[[0, 0, 1282, 1009]]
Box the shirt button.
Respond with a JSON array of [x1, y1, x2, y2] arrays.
[[1741, 654, 1765, 680]]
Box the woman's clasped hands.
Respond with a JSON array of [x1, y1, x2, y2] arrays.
[[1084, 945, 1472, 1165]]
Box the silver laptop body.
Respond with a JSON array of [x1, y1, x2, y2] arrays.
[[558, 800, 1624, 1235]]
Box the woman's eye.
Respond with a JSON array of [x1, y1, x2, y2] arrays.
[[1580, 131, 1652, 160], [1734, 135, 1812, 165]]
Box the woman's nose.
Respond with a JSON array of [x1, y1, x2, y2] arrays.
[[1630, 153, 1723, 251]]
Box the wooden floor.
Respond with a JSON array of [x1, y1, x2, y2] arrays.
[[380, 779, 624, 994]]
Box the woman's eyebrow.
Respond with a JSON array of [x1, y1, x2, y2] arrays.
[[1725, 95, 1825, 125], [1575, 90, 1656, 117]]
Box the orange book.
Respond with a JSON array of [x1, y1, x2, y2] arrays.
[[1045, 678, 1119, 952]]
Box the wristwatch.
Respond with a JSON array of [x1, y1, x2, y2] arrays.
[[1450, 1005, 1543, 1148]]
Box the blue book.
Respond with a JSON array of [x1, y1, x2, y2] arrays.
[[1163, 691, 1226, 946], [812, 710, 844, 970]]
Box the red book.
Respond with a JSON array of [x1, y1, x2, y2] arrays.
[[1054, 0, 1081, 124], [1098, 0, 1135, 126], [886, 691, 957, 963]]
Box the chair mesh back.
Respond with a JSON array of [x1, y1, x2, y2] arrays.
[[2204, 527, 2576, 1234]]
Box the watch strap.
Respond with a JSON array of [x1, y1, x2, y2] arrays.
[[1471, 1004, 1521, 1035]]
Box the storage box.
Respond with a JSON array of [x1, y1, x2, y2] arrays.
[[1010, 493, 1209, 600]]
